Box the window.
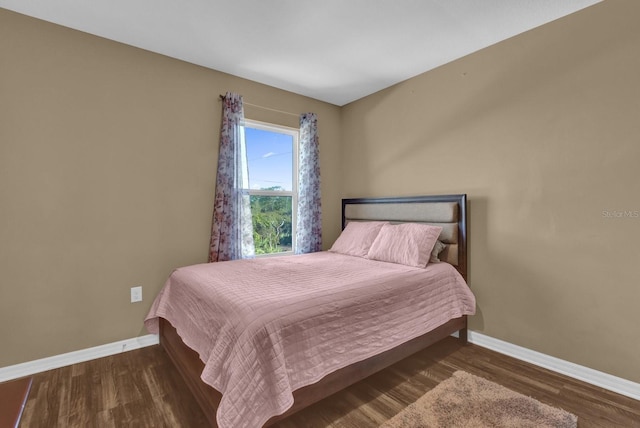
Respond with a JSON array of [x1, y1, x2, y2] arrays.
[[243, 120, 298, 255]]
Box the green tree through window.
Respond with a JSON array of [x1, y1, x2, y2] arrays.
[[250, 190, 292, 254], [244, 120, 298, 255]]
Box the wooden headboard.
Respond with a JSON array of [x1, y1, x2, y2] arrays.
[[342, 194, 468, 280]]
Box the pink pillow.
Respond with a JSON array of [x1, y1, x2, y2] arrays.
[[329, 221, 388, 257], [367, 223, 443, 268]]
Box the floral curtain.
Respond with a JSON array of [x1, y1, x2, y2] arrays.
[[208, 92, 255, 262], [295, 113, 322, 254]]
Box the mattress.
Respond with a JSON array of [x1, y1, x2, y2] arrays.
[[145, 251, 476, 428]]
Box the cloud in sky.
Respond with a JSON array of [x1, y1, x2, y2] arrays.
[[262, 152, 276, 158]]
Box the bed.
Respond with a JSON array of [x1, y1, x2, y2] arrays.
[[145, 194, 474, 427]]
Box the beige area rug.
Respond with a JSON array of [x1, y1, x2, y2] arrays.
[[381, 371, 577, 428]]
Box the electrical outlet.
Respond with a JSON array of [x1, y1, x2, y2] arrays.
[[130, 286, 142, 303]]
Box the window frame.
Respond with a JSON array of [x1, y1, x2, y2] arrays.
[[243, 119, 299, 256]]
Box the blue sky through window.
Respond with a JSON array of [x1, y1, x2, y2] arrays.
[[245, 127, 293, 191]]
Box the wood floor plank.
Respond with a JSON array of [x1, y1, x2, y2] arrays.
[[20, 338, 639, 427]]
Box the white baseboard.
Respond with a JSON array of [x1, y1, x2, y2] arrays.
[[0, 334, 159, 383], [2, 331, 638, 403], [467, 331, 640, 401]]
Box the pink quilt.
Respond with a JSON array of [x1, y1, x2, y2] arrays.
[[145, 252, 476, 428]]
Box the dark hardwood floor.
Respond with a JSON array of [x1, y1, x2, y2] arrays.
[[20, 337, 639, 427]]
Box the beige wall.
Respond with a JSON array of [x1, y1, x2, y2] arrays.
[[341, 0, 640, 382], [0, 9, 342, 366]]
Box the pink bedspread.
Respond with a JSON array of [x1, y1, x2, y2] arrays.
[[145, 252, 475, 428]]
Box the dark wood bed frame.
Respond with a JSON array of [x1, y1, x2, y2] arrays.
[[159, 194, 469, 427]]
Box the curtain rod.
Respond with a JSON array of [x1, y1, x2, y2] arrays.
[[219, 94, 300, 117]]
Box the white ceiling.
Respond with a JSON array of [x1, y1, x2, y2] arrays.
[[1, 0, 601, 106]]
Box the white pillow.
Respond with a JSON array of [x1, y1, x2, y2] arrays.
[[430, 240, 447, 263]]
